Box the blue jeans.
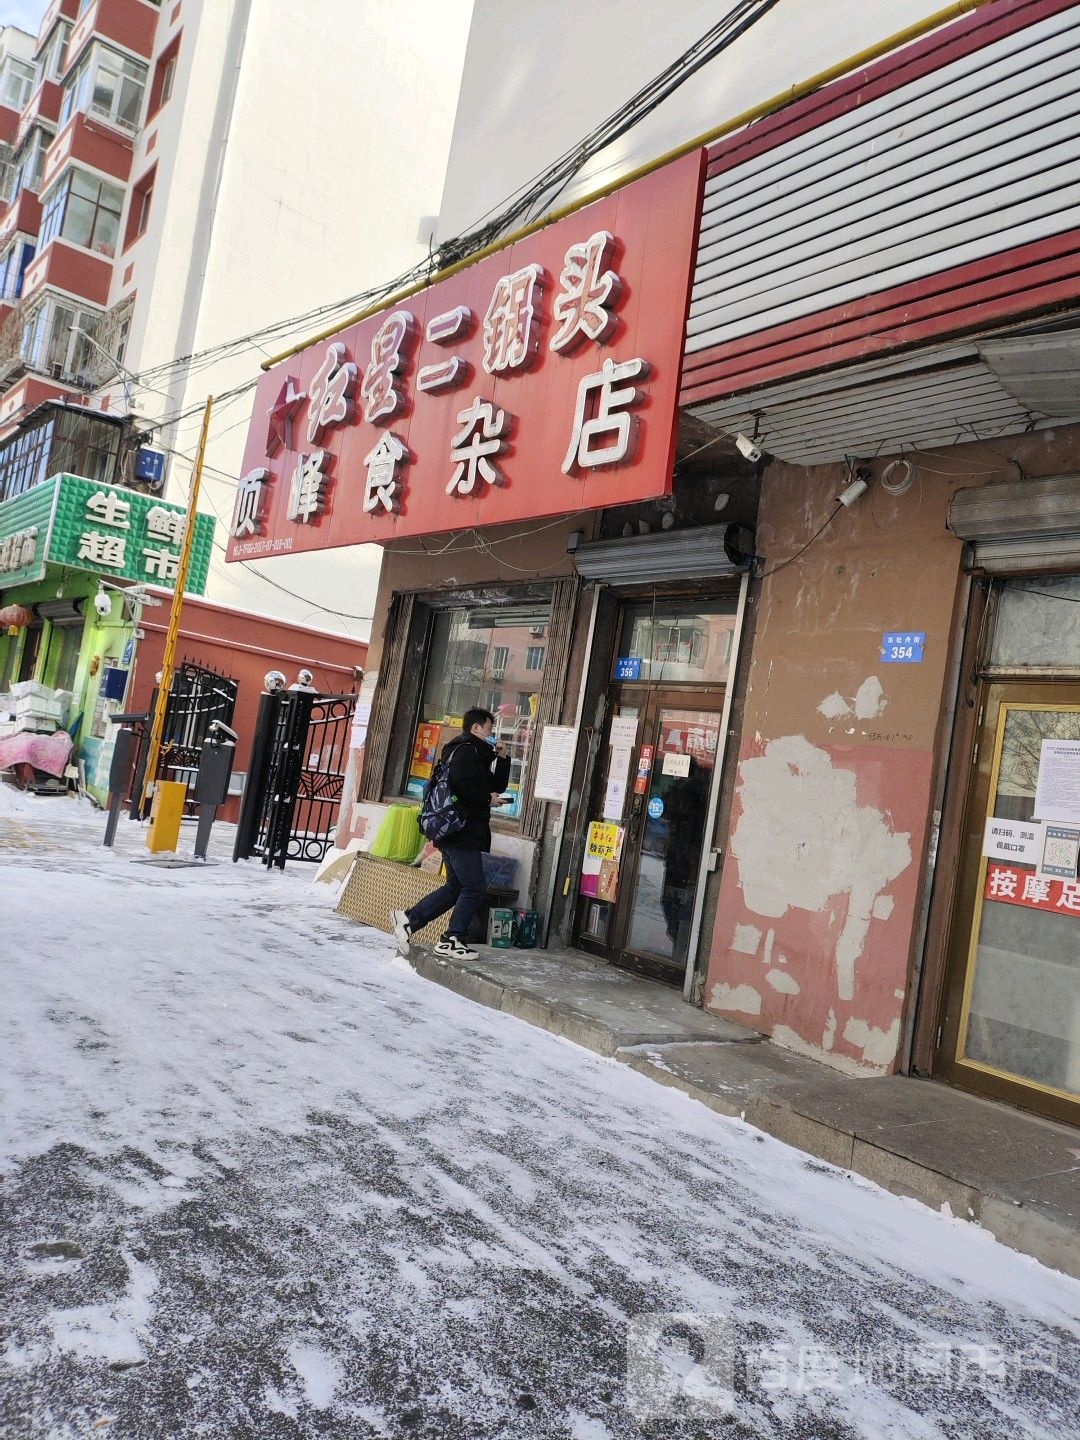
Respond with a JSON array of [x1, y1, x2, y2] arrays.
[[406, 847, 486, 940]]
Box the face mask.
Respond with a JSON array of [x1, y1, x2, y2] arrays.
[[484, 733, 497, 748]]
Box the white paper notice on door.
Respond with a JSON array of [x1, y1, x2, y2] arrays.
[[609, 715, 638, 750], [982, 816, 1043, 866], [1033, 739, 1080, 824], [602, 746, 632, 820], [662, 751, 691, 778]]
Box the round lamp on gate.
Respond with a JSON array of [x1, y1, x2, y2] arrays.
[[0, 604, 33, 629]]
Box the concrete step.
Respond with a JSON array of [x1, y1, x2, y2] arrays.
[[408, 942, 1080, 1280]]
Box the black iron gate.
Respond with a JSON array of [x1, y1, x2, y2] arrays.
[[127, 659, 238, 816], [233, 690, 355, 867]]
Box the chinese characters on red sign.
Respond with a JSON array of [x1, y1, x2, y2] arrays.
[[225, 152, 703, 559], [984, 862, 1080, 915]]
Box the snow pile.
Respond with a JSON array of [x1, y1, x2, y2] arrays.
[[2, 784, 1078, 1439]]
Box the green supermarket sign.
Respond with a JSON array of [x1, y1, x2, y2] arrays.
[[0, 473, 214, 594]]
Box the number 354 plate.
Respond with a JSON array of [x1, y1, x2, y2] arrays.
[[881, 631, 926, 663]]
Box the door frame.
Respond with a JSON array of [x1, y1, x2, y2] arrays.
[[936, 679, 1080, 1125]]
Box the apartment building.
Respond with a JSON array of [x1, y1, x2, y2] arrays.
[[0, 0, 471, 624]]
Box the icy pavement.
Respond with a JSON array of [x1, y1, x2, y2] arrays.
[[1, 786, 1078, 1439]]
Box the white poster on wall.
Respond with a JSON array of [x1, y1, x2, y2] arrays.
[[532, 725, 577, 804], [349, 670, 377, 751], [1033, 739, 1080, 824]]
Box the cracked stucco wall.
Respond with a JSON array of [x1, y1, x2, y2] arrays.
[[704, 454, 968, 1074]]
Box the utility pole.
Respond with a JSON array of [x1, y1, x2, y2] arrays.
[[138, 396, 214, 826]]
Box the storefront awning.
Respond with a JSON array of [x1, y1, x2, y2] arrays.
[[571, 524, 750, 584], [948, 473, 1080, 574]]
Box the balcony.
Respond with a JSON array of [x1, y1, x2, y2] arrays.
[[0, 107, 18, 149], [0, 376, 90, 438], [21, 238, 112, 309], [65, 0, 159, 74], [42, 113, 134, 194], [0, 191, 42, 250], [0, 293, 101, 398], [14, 81, 62, 147], [36, 0, 80, 54]]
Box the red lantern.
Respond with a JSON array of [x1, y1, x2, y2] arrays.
[[0, 604, 34, 629]]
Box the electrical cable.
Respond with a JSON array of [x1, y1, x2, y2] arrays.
[[758, 504, 842, 578], [119, 1, 779, 393]]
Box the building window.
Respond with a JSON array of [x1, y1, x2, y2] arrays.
[[0, 405, 121, 502], [124, 165, 155, 249], [616, 600, 737, 684], [16, 297, 102, 383], [525, 645, 545, 671], [42, 22, 72, 82], [11, 129, 48, 199], [39, 167, 124, 257], [148, 35, 181, 118], [61, 44, 147, 134], [0, 418, 53, 501], [0, 59, 35, 111], [0, 241, 34, 303], [400, 602, 550, 816], [38, 179, 67, 247]]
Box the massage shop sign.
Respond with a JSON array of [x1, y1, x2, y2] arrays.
[[225, 152, 704, 559], [0, 472, 214, 593]]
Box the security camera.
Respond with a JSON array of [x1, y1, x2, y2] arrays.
[[735, 432, 764, 464], [93, 589, 112, 618]]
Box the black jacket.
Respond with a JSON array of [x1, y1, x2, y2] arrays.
[[439, 732, 511, 851]]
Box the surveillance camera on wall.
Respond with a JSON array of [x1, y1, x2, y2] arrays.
[[735, 432, 764, 464], [93, 589, 112, 618]]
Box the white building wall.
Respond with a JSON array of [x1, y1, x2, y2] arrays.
[[0, 24, 36, 68], [436, 0, 958, 239], [116, 0, 472, 639]]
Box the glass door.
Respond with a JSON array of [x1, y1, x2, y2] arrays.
[[578, 687, 723, 982], [939, 684, 1080, 1124]]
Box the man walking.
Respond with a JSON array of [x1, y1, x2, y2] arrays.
[[392, 708, 511, 960]]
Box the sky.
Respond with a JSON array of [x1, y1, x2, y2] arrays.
[[2, 1, 40, 35]]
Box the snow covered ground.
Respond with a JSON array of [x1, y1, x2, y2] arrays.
[[1, 784, 1078, 1438]]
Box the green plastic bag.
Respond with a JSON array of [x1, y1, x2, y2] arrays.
[[368, 804, 425, 864]]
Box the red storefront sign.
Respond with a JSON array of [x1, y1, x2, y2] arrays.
[[226, 151, 704, 560], [984, 862, 1080, 915]]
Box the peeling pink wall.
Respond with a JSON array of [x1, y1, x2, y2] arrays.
[[705, 453, 969, 1073]]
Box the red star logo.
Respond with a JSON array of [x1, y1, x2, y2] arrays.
[[265, 376, 305, 457]]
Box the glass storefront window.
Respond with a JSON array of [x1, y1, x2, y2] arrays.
[[615, 599, 737, 684], [964, 702, 1080, 1098], [403, 603, 550, 818], [992, 578, 1080, 669]]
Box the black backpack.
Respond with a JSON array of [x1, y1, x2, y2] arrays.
[[419, 757, 466, 844]]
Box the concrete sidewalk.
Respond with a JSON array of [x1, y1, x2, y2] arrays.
[[409, 943, 1080, 1280]]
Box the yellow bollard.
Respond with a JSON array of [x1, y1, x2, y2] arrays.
[[146, 780, 186, 854]]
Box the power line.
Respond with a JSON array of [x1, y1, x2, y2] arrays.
[[123, 1, 779, 392]]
